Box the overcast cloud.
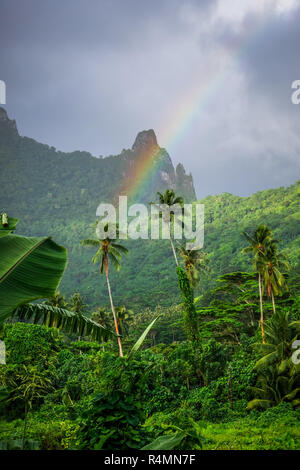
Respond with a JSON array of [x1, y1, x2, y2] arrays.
[[0, 0, 300, 197]]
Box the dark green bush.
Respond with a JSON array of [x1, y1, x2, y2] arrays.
[[77, 390, 147, 450]]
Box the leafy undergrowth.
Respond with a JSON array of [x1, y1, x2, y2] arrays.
[[201, 407, 300, 450], [1, 406, 299, 450]]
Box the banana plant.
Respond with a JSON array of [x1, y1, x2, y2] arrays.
[[12, 303, 113, 342], [0, 215, 113, 341], [0, 228, 67, 323]]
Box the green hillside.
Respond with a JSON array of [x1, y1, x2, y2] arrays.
[[0, 107, 299, 310], [1, 108, 300, 452]]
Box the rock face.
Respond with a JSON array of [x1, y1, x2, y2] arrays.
[[119, 129, 196, 202], [0, 107, 18, 139], [132, 129, 158, 152]]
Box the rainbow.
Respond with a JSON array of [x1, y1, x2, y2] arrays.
[[117, 12, 276, 203], [118, 144, 162, 203]]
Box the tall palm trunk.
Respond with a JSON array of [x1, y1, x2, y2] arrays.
[[271, 291, 276, 314], [258, 273, 265, 344], [167, 221, 179, 266], [104, 260, 123, 357]]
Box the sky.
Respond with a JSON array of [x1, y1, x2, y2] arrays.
[[0, 0, 300, 198]]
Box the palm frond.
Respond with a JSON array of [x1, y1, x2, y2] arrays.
[[110, 243, 129, 254], [108, 252, 121, 271]]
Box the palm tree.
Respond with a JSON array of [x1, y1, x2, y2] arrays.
[[80, 223, 128, 357], [177, 245, 208, 287], [115, 306, 134, 336], [91, 307, 112, 351], [152, 189, 184, 266], [91, 306, 111, 327], [43, 291, 67, 309], [258, 241, 290, 314], [68, 292, 88, 315], [242, 225, 274, 343], [41, 291, 68, 328], [68, 293, 89, 341], [246, 310, 300, 410]]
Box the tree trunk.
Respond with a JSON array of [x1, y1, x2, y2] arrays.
[[186, 376, 190, 390], [258, 273, 265, 344], [271, 291, 276, 314], [168, 221, 179, 266], [105, 263, 123, 357], [228, 365, 233, 410]]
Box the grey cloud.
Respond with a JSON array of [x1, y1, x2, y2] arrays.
[[0, 0, 299, 198]]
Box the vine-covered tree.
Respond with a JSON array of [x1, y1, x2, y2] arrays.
[[177, 245, 208, 287]]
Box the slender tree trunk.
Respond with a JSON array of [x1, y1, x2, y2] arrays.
[[271, 291, 276, 314], [168, 221, 179, 266], [22, 403, 28, 450], [105, 263, 123, 357], [250, 310, 255, 327], [228, 365, 233, 410], [258, 273, 265, 344]]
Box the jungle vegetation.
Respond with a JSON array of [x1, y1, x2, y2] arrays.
[[0, 183, 299, 450]]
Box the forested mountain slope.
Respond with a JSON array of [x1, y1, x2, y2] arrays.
[[0, 107, 299, 309]]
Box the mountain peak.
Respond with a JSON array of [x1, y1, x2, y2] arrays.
[[0, 107, 9, 122], [132, 129, 158, 152], [0, 107, 18, 134]]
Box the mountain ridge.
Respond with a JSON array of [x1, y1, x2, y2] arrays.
[[0, 107, 299, 309], [0, 107, 196, 203]]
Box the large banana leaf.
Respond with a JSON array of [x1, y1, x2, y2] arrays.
[[0, 234, 67, 323], [12, 303, 114, 341]]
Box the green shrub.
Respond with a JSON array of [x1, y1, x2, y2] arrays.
[[77, 390, 147, 450]]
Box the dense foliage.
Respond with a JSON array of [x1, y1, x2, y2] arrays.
[[0, 114, 299, 450], [0, 111, 299, 310]]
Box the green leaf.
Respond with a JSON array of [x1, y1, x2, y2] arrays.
[[246, 399, 272, 410], [128, 316, 160, 357], [0, 234, 67, 322], [254, 351, 278, 371], [12, 303, 115, 342], [141, 432, 185, 450], [282, 388, 300, 402]]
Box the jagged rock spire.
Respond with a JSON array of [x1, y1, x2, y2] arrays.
[[0, 107, 18, 134], [132, 129, 158, 152]]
